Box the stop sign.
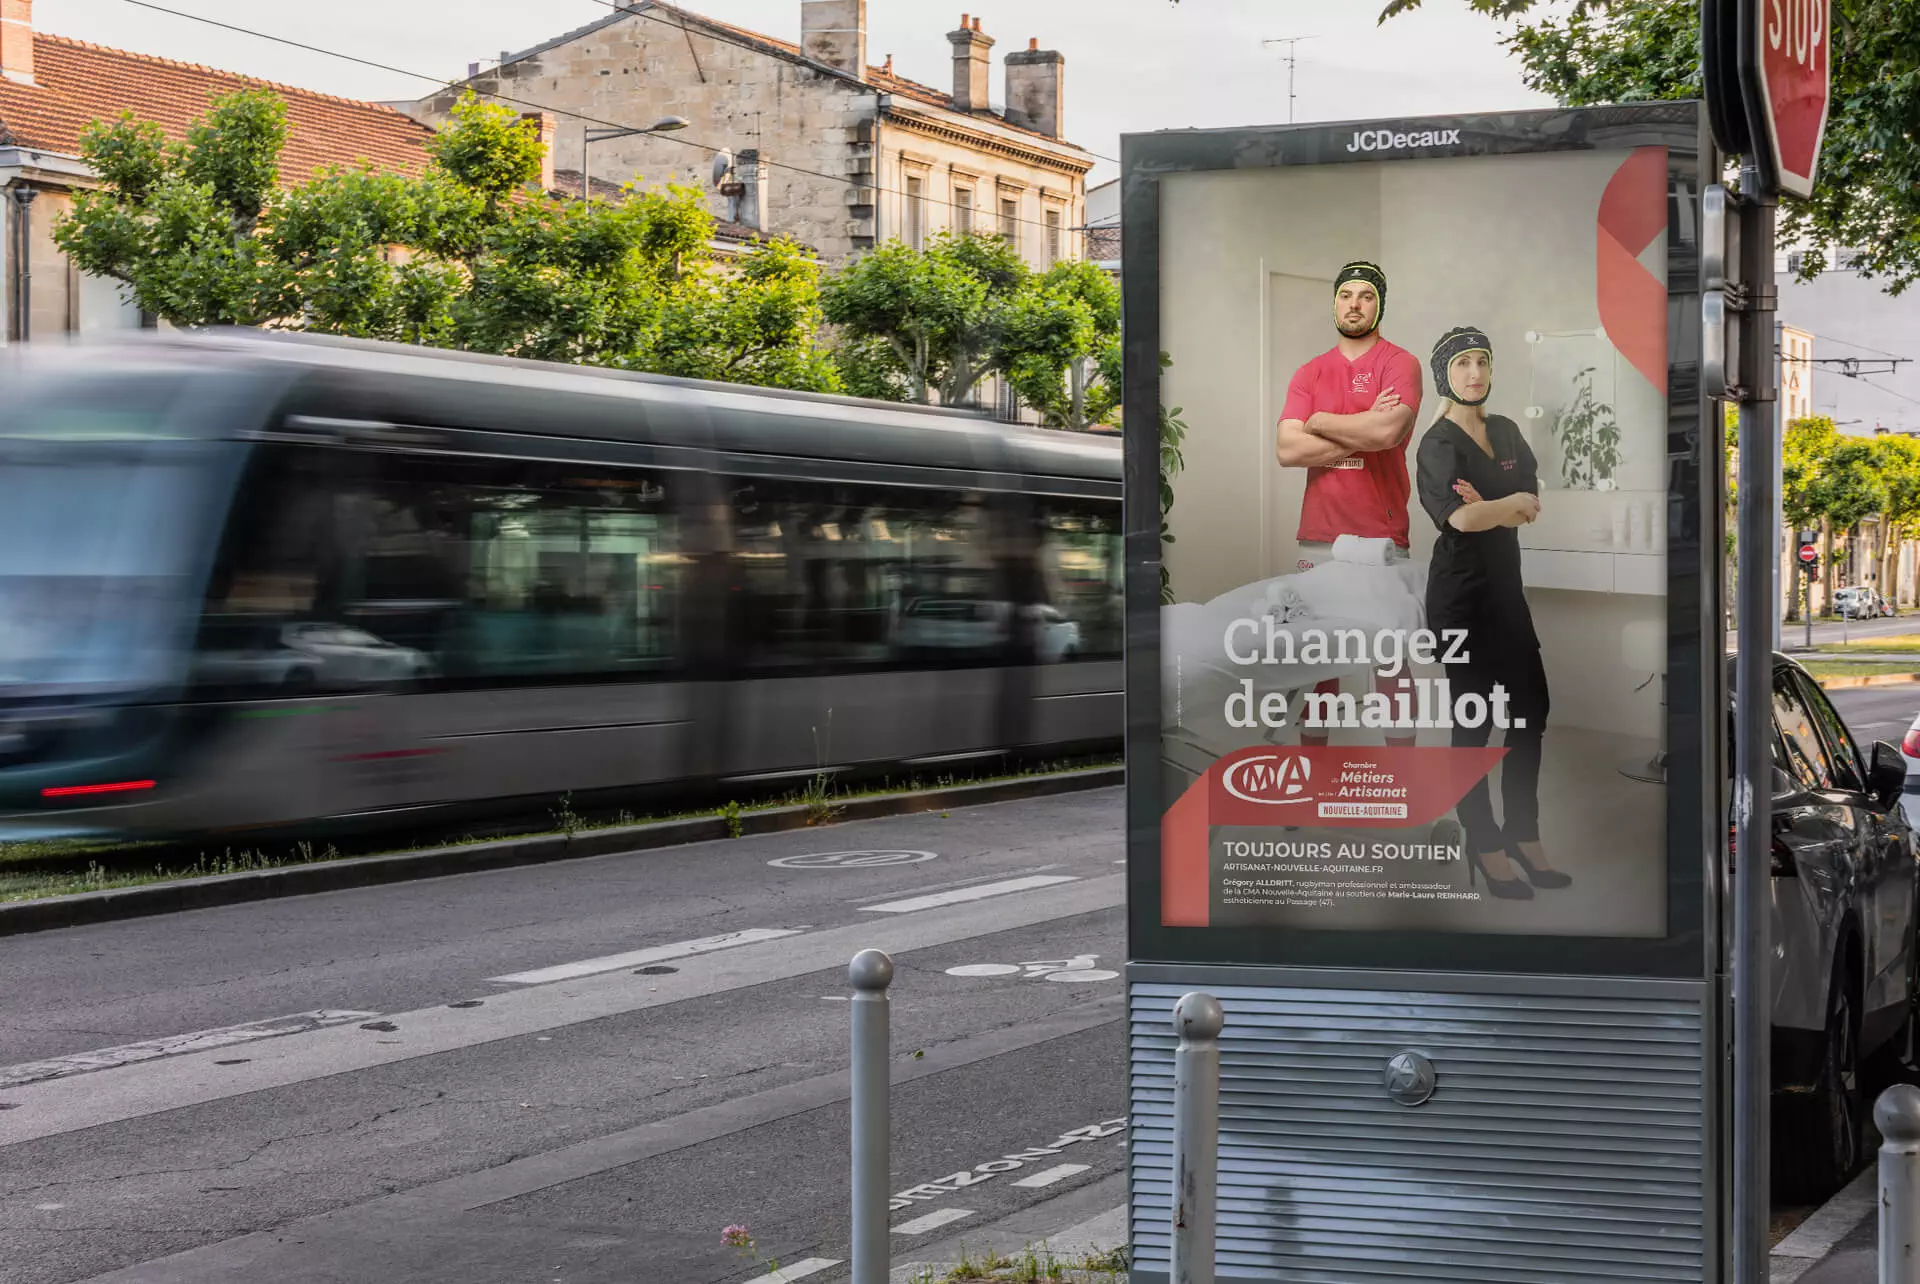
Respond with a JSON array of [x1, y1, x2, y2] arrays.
[[1751, 0, 1832, 198], [1799, 543, 1818, 563]]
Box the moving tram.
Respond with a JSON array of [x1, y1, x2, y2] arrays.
[[0, 330, 1122, 840]]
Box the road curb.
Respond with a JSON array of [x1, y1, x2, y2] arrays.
[[0, 766, 1123, 937], [1814, 672, 1920, 689]]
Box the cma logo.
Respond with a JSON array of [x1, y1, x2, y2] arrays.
[[1222, 754, 1314, 805], [1347, 128, 1463, 153]]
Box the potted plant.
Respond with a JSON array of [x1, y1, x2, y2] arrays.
[[1554, 366, 1622, 490]]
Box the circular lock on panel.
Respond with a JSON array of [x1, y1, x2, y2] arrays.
[[1383, 1051, 1437, 1107]]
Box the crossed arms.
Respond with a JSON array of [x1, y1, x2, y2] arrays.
[[1275, 386, 1417, 468]]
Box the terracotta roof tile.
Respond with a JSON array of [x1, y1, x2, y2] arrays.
[[0, 33, 434, 182]]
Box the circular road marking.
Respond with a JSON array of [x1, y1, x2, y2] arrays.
[[945, 964, 1022, 978], [1046, 969, 1120, 983], [768, 850, 938, 870]]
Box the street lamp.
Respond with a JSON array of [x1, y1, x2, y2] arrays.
[[580, 116, 689, 199]]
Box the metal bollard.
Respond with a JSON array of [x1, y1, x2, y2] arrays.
[[849, 949, 894, 1284], [1172, 991, 1223, 1284], [1880, 1084, 1920, 1284]]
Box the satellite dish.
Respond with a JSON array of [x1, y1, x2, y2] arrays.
[[711, 149, 734, 188]]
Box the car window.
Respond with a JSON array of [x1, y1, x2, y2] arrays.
[[1773, 669, 1834, 791], [1795, 670, 1867, 793]]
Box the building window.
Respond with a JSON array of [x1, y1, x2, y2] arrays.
[[999, 197, 1019, 247], [953, 185, 974, 235], [905, 176, 926, 250], [1044, 209, 1062, 265]]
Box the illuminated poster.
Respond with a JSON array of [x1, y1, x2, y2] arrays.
[[1157, 145, 1671, 937]]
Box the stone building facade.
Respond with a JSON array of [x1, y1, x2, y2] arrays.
[[400, 0, 1094, 268]]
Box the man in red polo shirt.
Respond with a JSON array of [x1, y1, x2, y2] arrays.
[[1275, 260, 1422, 558], [1274, 261, 1422, 746]]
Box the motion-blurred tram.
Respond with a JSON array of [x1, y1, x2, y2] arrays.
[[0, 330, 1122, 840]]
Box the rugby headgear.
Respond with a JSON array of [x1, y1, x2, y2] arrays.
[[1332, 261, 1386, 335], [1431, 326, 1493, 406]]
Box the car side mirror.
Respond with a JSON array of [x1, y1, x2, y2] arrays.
[[1870, 740, 1906, 810]]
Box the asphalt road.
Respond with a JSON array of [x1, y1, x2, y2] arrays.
[[1827, 683, 1920, 753], [0, 789, 1129, 1284]]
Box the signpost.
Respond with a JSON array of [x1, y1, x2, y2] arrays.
[[1719, 1, 1831, 1278]]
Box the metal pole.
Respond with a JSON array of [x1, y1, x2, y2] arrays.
[[581, 131, 591, 201], [1880, 1085, 1920, 1284], [1733, 159, 1778, 1284], [1805, 571, 1813, 651], [849, 949, 893, 1284], [1171, 991, 1223, 1284]]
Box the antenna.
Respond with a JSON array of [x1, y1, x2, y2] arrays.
[[1261, 35, 1320, 124]]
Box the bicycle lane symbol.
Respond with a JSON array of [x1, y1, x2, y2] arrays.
[[945, 954, 1119, 983], [767, 850, 938, 869]]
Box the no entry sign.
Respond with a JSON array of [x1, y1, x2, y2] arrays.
[[1742, 0, 1833, 198], [1800, 542, 1819, 563]]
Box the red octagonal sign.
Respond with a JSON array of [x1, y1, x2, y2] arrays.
[[1754, 0, 1832, 198]]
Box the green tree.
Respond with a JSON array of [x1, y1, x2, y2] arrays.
[[57, 89, 297, 326], [56, 92, 838, 391], [1001, 260, 1122, 430], [1807, 434, 1887, 608], [643, 237, 843, 393], [825, 231, 1084, 408], [1375, 0, 1920, 294], [1780, 414, 1840, 619], [1873, 433, 1920, 609]]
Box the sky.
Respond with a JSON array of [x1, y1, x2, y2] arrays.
[[28, 0, 1552, 184]]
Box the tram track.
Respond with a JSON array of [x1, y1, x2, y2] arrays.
[[0, 754, 1122, 929]]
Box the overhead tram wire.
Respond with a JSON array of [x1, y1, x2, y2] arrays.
[[113, 0, 1107, 239]]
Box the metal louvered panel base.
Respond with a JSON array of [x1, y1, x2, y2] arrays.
[[1128, 972, 1708, 1283]]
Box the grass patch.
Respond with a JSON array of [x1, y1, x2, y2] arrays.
[[909, 1242, 1129, 1283], [1818, 634, 1920, 654], [0, 756, 1121, 904], [1802, 660, 1920, 681]]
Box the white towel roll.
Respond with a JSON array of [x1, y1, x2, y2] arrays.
[[1332, 534, 1394, 565]]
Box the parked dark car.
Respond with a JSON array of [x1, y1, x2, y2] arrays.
[[1754, 654, 1919, 1200]]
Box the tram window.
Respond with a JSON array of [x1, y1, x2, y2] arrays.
[[197, 444, 682, 692], [1034, 500, 1122, 660], [727, 477, 997, 669]]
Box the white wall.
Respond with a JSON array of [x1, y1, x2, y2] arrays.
[[1158, 149, 1670, 738], [77, 271, 139, 333]]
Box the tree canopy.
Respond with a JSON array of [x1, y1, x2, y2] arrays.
[[821, 231, 1122, 423], [56, 90, 841, 392], [1375, 0, 1920, 294]]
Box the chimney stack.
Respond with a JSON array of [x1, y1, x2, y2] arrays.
[[801, 0, 867, 81], [1004, 38, 1064, 137], [947, 13, 993, 113], [1, 0, 35, 85], [520, 111, 557, 194]]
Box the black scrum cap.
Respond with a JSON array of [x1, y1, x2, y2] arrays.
[[1430, 326, 1493, 406], [1333, 261, 1386, 333]]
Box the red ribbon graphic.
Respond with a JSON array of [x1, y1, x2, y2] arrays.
[[1597, 146, 1670, 396]]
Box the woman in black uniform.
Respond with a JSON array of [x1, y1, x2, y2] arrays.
[[1415, 327, 1565, 900]]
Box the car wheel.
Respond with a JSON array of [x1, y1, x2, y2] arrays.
[[1776, 964, 1864, 1203]]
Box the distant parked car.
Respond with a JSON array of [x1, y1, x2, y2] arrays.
[[890, 599, 1081, 663], [194, 619, 434, 692], [1753, 655, 1920, 1200], [1834, 587, 1892, 619]]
